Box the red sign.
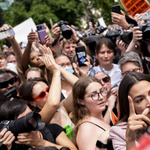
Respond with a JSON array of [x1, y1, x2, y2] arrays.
[[121, 0, 150, 18]]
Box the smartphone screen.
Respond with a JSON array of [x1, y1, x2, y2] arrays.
[[75, 46, 87, 67], [112, 4, 121, 14]]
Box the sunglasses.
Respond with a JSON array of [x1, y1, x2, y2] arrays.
[[33, 86, 50, 101], [101, 76, 110, 83], [0, 77, 17, 89]]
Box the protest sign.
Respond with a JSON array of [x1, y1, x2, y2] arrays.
[[13, 18, 36, 43], [120, 0, 150, 18]]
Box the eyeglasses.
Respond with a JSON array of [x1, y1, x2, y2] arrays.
[[33, 86, 50, 101], [85, 88, 107, 101], [101, 76, 110, 83], [0, 77, 17, 89], [122, 67, 141, 76]]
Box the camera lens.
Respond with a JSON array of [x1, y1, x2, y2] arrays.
[[143, 28, 150, 43]]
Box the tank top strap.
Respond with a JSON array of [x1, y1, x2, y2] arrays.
[[80, 121, 106, 131]]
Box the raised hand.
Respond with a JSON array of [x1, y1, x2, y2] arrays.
[[27, 28, 38, 44], [66, 25, 79, 42], [131, 26, 143, 43], [126, 96, 150, 150], [39, 45, 60, 74], [116, 39, 127, 55], [111, 10, 130, 29], [51, 23, 60, 40]]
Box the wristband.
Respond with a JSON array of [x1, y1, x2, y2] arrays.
[[75, 39, 80, 44], [96, 140, 107, 148], [53, 74, 60, 78]]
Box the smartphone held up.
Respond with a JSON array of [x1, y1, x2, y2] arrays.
[[112, 4, 121, 14], [36, 24, 47, 43], [0, 27, 15, 40], [75, 46, 87, 67]]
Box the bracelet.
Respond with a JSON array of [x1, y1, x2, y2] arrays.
[[53, 74, 60, 78], [75, 39, 80, 44]]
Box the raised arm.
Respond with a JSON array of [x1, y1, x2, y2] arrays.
[[111, 10, 130, 29], [39, 45, 61, 125], [21, 29, 37, 73], [126, 26, 142, 53], [66, 25, 91, 56], [51, 23, 61, 53]]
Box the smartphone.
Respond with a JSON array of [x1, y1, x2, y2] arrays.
[[36, 24, 47, 43], [90, 18, 95, 27], [75, 46, 87, 67], [0, 27, 15, 40], [141, 12, 149, 20], [4, 87, 17, 101], [112, 4, 121, 14]]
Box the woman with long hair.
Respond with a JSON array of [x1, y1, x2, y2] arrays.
[[110, 72, 150, 150]]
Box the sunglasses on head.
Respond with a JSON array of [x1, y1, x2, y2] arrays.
[[0, 77, 16, 89], [33, 86, 50, 101], [101, 76, 110, 83]]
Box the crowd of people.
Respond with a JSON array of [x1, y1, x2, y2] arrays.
[[0, 5, 150, 150]]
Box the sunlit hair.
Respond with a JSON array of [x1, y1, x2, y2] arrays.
[[62, 39, 76, 48], [25, 67, 45, 80]]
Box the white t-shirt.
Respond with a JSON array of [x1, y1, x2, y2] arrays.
[[90, 64, 123, 88]]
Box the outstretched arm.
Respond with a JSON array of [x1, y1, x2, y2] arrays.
[[21, 29, 37, 73], [39, 45, 61, 125]]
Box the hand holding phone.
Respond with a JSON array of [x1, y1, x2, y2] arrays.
[[112, 4, 121, 14], [75, 46, 87, 67], [36, 24, 47, 43]]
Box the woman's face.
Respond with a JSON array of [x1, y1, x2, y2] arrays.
[[96, 44, 114, 67], [26, 70, 41, 80], [129, 80, 150, 118], [30, 51, 44, 67], [17, 106, 32, 119], [94, 72, 111, 93], [31, 81, 49, 109], [55, 55, 71, 68], [83, 82, 106, 115]]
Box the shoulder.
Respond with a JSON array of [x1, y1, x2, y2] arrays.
[[112, 64, 121, 70], [109, 122, 127, 139]]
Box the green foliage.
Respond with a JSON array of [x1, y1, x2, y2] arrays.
[[3, 0, 150, 28], [2, 0, 85, 28]]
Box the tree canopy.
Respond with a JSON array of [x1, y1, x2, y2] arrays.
[[2, 0, 150, 28]]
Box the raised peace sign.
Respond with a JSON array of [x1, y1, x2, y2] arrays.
[[126, 96, 150, 150]]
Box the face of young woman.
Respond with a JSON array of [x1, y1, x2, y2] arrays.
[[129, 80, 150, 118], [96, 44, 114, 67], [94, 72, 111, 93], [30, 51, 44, 68], [32, 81, 49, 109], [26, 70, 41, 80], [55, 55, 71, 68], [83, 82, 106, 116]]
